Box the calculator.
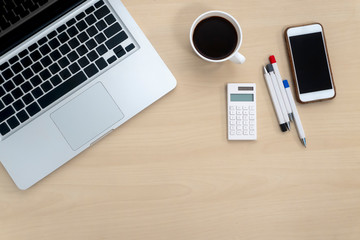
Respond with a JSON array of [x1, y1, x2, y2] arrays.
[[227, 83, 257, 140]]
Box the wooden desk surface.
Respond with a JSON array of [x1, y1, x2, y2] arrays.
[[1, 0, 360, 239]]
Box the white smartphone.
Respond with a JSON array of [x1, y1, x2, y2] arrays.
[[285, 23, 336, 103]]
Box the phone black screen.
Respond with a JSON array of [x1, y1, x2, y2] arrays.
[[289, 32, 333, 94]]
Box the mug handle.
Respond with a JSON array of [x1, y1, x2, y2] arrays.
[[230, 52, 246, 64]]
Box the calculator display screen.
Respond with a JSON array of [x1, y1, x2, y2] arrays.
[[230, 94, 253, 102]]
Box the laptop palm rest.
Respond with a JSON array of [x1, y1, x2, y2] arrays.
[[51, 83, 124, 150]]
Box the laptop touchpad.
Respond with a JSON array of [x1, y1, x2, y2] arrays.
[[51, 83, 124, 150]]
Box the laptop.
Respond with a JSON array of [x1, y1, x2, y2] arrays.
[[0, 0, 177, 190]]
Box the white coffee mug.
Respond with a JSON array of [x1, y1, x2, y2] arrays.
[[190, 11, 246, 64]]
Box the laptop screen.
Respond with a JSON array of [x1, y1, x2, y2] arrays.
[[0, 0, 86, 56]]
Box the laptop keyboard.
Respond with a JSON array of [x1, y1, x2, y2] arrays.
[[0, 0, 136, 137], [0, 0, 51, 32]]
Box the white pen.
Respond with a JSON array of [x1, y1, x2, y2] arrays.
[[270, 55, 294, 122], [263, 67, 288, 132], [266, 64, 291, 130], [283, 79, 307, 147]]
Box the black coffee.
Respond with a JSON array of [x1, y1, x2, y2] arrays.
[[193, 16, 238, 60]]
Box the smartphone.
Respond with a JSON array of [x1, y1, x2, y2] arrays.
[[285, 23, 336, 103]]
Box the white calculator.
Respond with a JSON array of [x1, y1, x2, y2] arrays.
[[227, 83, 257, 140]]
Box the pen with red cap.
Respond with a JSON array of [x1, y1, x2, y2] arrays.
[[269, 55, 294, 121]]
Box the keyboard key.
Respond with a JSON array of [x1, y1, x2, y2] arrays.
[[11, 88, 23, 99], [31, 62, 43, 73], [40, 56, 52, 67], [86, 26, 98, 37], [77, 32, 89, 42], [114, 45, 126, 58], [13, 74, 25, 85], [95, 57, 108, 70], [40, 69, 51, 81], [85, 15, 97, 26], [58, 57, 70, 68], [0, 122, 11, 135], [95, 20, 107, 31], [30, 50, 42, 62], [50, 50, 61, 61], [18, 49, 29, 58], [76, 20, 87, 31], [0, 87, 5, 98], [95, 32, 106, 44], [107, 55, 116, 64], [0, 106, 15, 122], [22, 68, 34, 79], [59, 69, 71, 80], [39, 44, 51, 55], [96, 44, 107, 55], [66, 18, 76, 27], [67, 26, 79, 37], [104, 14, 116, 25], [76, 45, 88, 56], [17, 110, 30, 123], [94, 5, 110, 20], [47, 30, 57, 39], [9, 56, 19, 64], [68, 51, 80, 62], [22, 93, 34, 104], [21, 56, 32, 68], [12, 62, 24, 73], [7, 116, 20, 129], [26, 102, 41, 117], [69, 38, 80, 48], [4, 80, 15, 92], [104, 23, 122, 38], [49, 38, 60, 49], [69, 62, 80, 74], [49, 63, 61, 74], [76, 12, 86, 21], [85, 6, 95, 14], [85, 39, 97, 49], [59, 44, 71, 55], [50, 75, 62, 86], [78, 56, 90, 68], [87, 50, 99, 61], [38, 71, 87, 109], [3, 68, 14, 80], [13, 99, 25, 111], [0, 62, 9, 71], [84, 64, 99, 78], [21, 82, 33, 93], [28, 43, 38, 52], [57, 24, 67, 33], [2, 94, 14, 105], [38, 37, 47, 46], [95, 0, 105, 8], [41, 81, 53, 92], [58, 32, 70, 44], [125, 43, 135, 52], [105, 31, 128, 49], [32, 87, 44, 98]]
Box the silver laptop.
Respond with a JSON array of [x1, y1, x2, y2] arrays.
[[0, 0, 176, 190]]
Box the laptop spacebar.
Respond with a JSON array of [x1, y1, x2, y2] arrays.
[[38, 71, 87, 109]]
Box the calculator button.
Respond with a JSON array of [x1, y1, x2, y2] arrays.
[[243, 115, 249, 120], [236, 110, 242, 115], [230, 110, 236, 115], [243, 106, 249, 110], [250, 110, 255, 114], [243, 110, 249, 114], [250, 120, 255, 125], [250, 106, 255, 110], [236, 106, 242, 110], [230, 115, 235, 120], [230, 131, 235, 135], [250, 125, 255, 130], [237, 121, 242, 125], [249, 115, 255, 120], [236, 125, 242, 130], [244, 120, 249, 125], [236, 115, 242, 120], [236, 131, 242, 135], [243, 125, 249, 130], [244, 130, 249, 135], [229, 106, 235, 110], [230, 125, 236, 130], [230, 120, 236, 125], [250, 130, 255, 135]]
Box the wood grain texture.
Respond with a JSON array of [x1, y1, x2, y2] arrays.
[[1, 0, 360, 239]]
